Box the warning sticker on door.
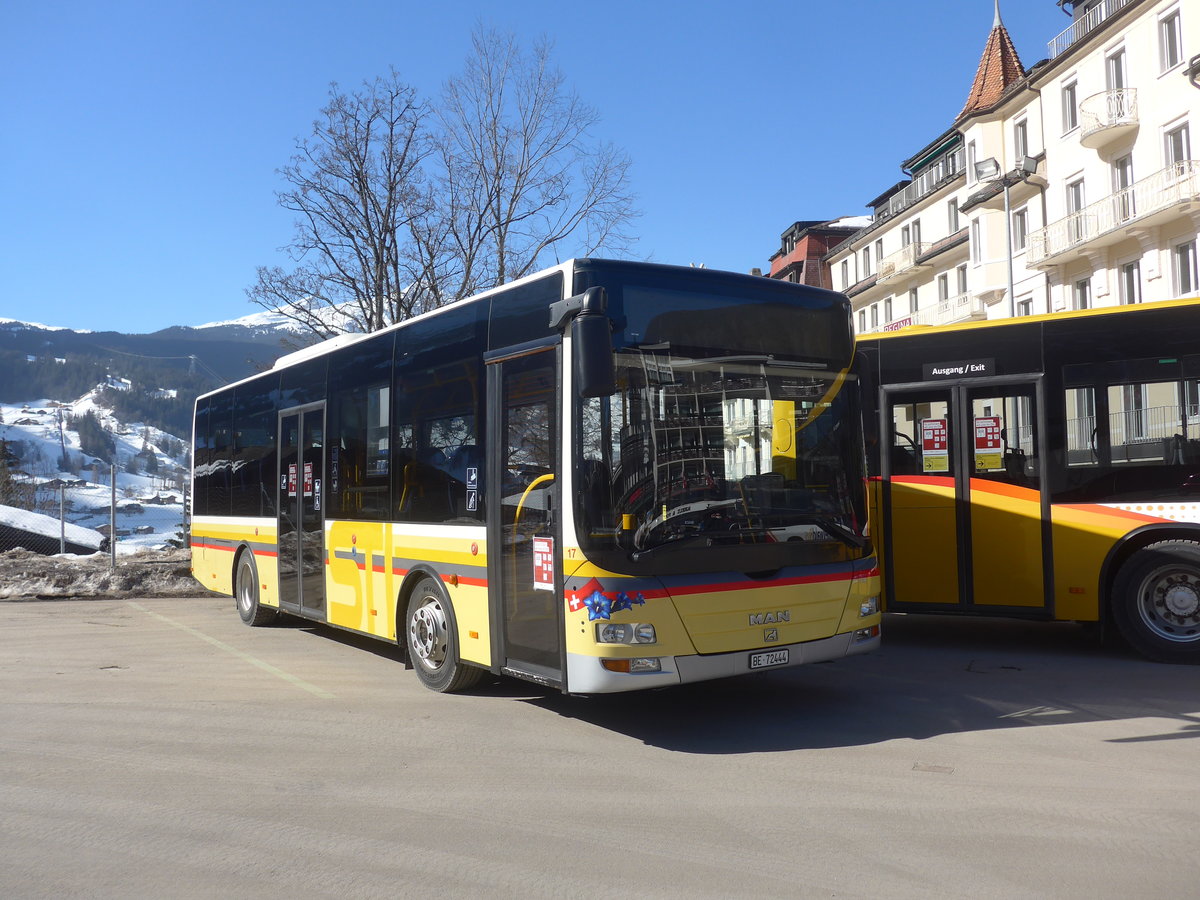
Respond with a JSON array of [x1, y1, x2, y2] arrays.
[[974, 415, 1002, 470], [921, 418, 949, 473], [532, 536, 554, 591]]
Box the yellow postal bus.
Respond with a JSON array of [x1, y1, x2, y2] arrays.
[[191, 260, 881, 693], [858, 298, 1200, 663]]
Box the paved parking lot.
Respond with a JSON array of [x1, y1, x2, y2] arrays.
[[2, 597, 1197, 898]]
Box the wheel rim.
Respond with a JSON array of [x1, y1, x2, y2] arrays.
[[236, 560, 253, 614], [1135, 563, 1200, 643], [409, 596, 448, 669]]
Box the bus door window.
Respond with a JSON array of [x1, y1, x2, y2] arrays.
[[278, 413, 300, 605], [889, 399, 954, 476], [968, 389, 1039, 489]]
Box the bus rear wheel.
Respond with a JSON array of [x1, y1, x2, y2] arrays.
[[405, 577, 484, 693], [235, 551, 275, 626], [1112, 541, 1200, 663]]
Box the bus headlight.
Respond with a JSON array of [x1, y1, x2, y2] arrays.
[[596, 623, 657, 644], [859, 596, 880, 617]]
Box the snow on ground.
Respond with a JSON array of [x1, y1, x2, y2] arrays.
[[1, 397, 189, 553], [0, 502, 102, 550]]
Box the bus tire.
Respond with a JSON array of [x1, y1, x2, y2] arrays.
[[405, 577, 485, 693], [235, 550, 275, 626], [1112, 541, 1200, 663]]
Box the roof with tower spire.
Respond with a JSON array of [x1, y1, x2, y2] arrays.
[[957, 0, 1026, 120]]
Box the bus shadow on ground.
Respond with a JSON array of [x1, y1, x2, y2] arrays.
[[526, 614, 1200, 754]]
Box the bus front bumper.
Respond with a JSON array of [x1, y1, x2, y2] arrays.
[[565, 626, 880, 694]]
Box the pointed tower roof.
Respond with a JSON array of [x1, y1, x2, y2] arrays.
[[957, 1, 1025, 120]]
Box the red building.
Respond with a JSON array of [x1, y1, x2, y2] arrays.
[[767, 217, 869, 288]]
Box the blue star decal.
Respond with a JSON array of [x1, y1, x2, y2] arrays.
[[583, 590, 613, 621], [610, 591, 646, 613]]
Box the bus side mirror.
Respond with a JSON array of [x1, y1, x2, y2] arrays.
[[550, 287, 616, 398]]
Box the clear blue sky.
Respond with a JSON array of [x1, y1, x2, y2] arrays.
[[1, 1, 1068, 334]]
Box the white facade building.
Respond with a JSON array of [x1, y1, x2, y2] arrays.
[[829, 0, 1199, 334]]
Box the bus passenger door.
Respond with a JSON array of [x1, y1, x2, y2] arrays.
[[964, 383, 1047, 611], [487, 347, 563, 687], [882, 388, 962, 608], [277, 404, 327, 620], [881, 382, 1049, 614]]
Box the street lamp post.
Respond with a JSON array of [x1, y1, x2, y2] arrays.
[[974, 155, 1040, 319]]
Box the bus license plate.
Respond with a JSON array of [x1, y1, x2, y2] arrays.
[[749, 649, 789, 669]]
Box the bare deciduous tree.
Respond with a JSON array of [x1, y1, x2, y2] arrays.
[[249, 28, 637, 337], [249, 72, 432, 337]]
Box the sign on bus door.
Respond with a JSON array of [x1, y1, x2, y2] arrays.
[[882, 380, 1049, 613]]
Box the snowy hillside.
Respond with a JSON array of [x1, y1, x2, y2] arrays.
[[1, 391, 189, 554]]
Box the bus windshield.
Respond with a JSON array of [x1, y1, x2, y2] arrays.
[[574, 277, 867, 575]]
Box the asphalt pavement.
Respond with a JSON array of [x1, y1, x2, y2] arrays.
[[2, 597, 1197, 898]]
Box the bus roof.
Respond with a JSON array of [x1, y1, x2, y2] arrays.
[[858, 297, 1200, 343]]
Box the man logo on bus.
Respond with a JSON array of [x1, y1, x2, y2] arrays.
[[749, 610, 790, 626]]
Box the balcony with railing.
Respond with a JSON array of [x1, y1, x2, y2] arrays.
[[876, 242, 932, 286], [879, 149, 966, 221], [1047, 0, 1135, 59], [1079, 88, 1138, 149], [1027, 162, 1200, 267], [860, 292, 985, 334]]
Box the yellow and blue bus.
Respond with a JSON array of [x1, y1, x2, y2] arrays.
[[858, 298, 1200, 663], [190, 260, 881, 693]]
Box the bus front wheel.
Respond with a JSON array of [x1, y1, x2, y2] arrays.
[[235, 551, 276, 626], [405, 577, 485, 692], [1112, 541, 1200, 663]]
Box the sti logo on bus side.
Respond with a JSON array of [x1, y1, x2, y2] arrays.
[[749, 610, 790, 626]]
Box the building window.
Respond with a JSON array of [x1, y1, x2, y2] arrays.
[[1012, 207, 1029, 251], [858, 310, 866, 332], [948, 199, 960, 232], [937, 273, 950, 301], [1073, 278, 1091, 310], [870, 304, 879, 328], [1165, 123, 1191, 175], [841, 259, 849, 289], [909, 287, 919, 312], [1062, 80, 1078, 133], [884, 297, 893, 322], [1017, 296, 1033, 317], [1161, 10, 1183, 72], [1120, 260, 1142, 304], [1176, 240, 1198, 295], [967, 140, 978, 184], [911, 220, 921, 247], [971, 220, 981, 264], [956, 264, 968, 296], [1112, 155, 1135, 221], [1014, 119, 1029, 160], [1106, 47, 1126, 91], [875, 239, 884, 267], [861, 247, 871, 277], [1066, 178, 1086, 243], [901, 225, 910, 247]]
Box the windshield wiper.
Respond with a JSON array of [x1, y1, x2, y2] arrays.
[[810, 516, 866, 549], [629, 532, 741, 562]]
